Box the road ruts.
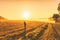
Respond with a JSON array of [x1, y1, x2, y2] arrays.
[[1, 23, 60, 40], [52, 23, 60, 40], [33, 23, 48, 40], [19, 23, 60, 40], [38, 23, 50, 40], [42, 23, 60, 40], [45, 23, 58, 40], [2, 23, 44, 40], [35, 23, 60, 40]]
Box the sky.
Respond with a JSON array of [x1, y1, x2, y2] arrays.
[[0, 0, 60, 20]]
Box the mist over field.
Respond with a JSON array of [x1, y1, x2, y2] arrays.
[[0, 16, 59, 40]]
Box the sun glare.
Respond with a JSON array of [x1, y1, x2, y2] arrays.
[[22, 11, 30, 20]]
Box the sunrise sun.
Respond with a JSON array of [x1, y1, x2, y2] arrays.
[[22, 11, 30, 20]]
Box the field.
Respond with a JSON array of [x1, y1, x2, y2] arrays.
[[0, 20, 60, 40]]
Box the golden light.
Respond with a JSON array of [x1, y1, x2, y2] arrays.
[[22, 11, 30, 20]]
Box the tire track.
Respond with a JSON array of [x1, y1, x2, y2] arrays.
[[52, 24, 60, 40], [33, 23, 48, 40], [3, 24, 45, 40]]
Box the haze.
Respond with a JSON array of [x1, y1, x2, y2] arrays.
[[0, 0, 60, 20]]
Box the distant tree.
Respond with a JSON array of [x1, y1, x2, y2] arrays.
[[57, 3, 60, 14], [52, 14, 60, 22], [0, 16, 7, 20]]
